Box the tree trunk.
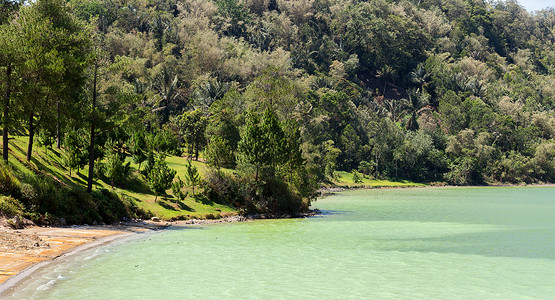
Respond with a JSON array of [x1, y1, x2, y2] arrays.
[[26, 113, 34, 162], [87, 61, 98, 193], [2, 64, 11, 162], [56, 100, 61, 149], [382, 75, 387, 99], [194, 140, 199, 161]]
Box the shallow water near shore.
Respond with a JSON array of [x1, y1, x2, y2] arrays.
[[8, 187, 555, 299]]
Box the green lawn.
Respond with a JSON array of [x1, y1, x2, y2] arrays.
[[333, 171, 425, 188], [2, 136, 237, 220]]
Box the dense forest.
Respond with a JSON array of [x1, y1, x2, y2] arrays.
[[1, 0, 554, 223]]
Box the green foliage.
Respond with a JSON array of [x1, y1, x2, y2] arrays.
[[358, 161, 374, 176], [205, 136, 233, 171], [178, 109, 208, 160], [104, 146, 131, 189], [352, 170, 363, 183], [0, 195, 24, 217], [203, 170, 241, 206], [0, 161, 20, 197], [63, 129, 88, 176], [152, 126, 181, 156], [183, 160, 202, 196], [147, 155, 177, 201], [130, 130, 148, 171], [171, 176, 187, 202]]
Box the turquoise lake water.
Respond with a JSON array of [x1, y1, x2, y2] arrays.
[[8, 187, 555, 299]]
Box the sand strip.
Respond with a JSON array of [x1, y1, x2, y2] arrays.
[[0, 230, 133, 297]]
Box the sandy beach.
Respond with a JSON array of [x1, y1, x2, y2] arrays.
[[0, 224, 145, 295]]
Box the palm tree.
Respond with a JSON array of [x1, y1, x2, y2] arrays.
[[405, 88, 430, 131], [377, 65, 397, 99], [192, 79, 229, 110]]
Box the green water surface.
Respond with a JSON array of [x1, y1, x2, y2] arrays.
[[9, 187, 555, 299]]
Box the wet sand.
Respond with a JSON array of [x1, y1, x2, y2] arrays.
[[0, 225, 136, 294]]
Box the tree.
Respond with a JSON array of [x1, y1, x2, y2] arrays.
[[86, 51, 99, 193], [104, 142, 130, 189], [171, 176, 187, 203], [405, 88, 430, 131], [238, 113, 268, 182], [179, 109, 208, 160], [130, 130, 148, 171], [238, 109, 287, 182], [148, 155, 176, 202], [183, 160, 201, 196], [205, 136, 233, 173], [0, 19, 17, 162], [283, 121, 304, 183], [260, 108, 287, 173], [63, 129, 87, 177], [14, 0, 91, 162]]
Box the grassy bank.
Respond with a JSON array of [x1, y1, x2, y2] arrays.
[[1, 136, 236, 224], [331, 171, 425, 188]]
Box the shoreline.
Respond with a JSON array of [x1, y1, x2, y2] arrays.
[[0, 215, 253, 296], [0, 231, 134, 297], [318, 182, 555, 195]]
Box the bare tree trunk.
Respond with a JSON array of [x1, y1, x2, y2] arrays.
[[2, 64, 11, 162], [26, 113, 34, 162], [87, 61, 98, 193]]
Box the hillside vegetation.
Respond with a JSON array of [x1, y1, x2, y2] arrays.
[[1, 0, 554, 224]]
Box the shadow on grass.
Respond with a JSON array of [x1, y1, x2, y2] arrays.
[[177, 201, 194, 211], [125, 173, 154, 194], [158, 199, 177, 211], [194, 193, 215, 206]]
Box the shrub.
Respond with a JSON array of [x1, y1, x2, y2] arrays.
[[171, 176, 187, 202], [352, 170, 363, 183], [20, 183, 38, 205], [0, 196, 24, 217], [0, 162, 20, 197], [105, 150, 131, 188], [358, 160, 374, 176], [184, 160, 202, 195], [203, 170, 242, 206]]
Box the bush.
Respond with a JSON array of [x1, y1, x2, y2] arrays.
[[0, 196, 24, 217], [203, 170, 242, 206], [0, 162, 20, 197], [171, 176, 187, 202], [105, 150, 131, 188], [90, 189, 129, 223], [352, 170, 363, 183], [358, 160, 374, 176], [20, 183, 38, 205]]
